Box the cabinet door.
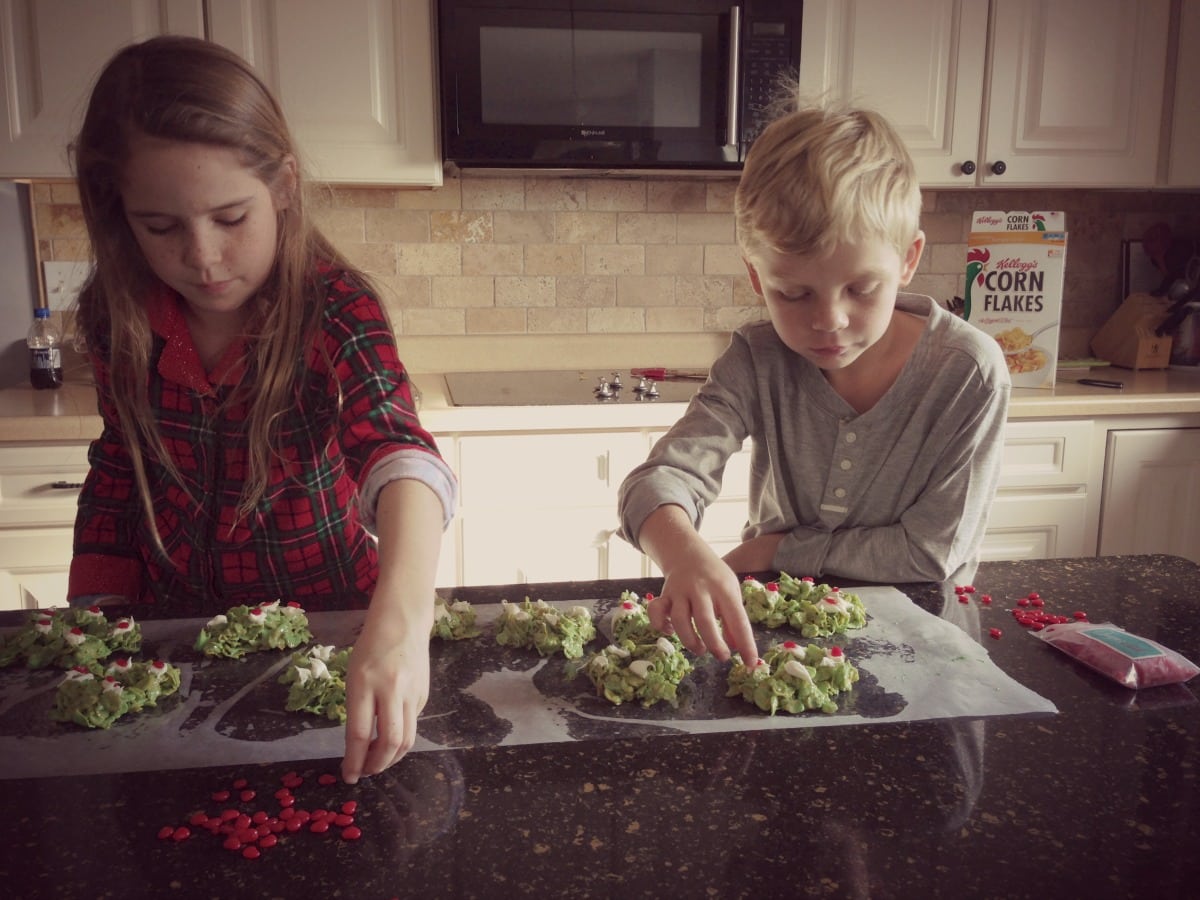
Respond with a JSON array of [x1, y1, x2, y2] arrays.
[[0, 525, 73, 610], [982, 419, 1097, 560], [982, 0, 1170, 186], [801, 0, 990, 186], [1099, 428, 1200, 563], [456, 432, 648, 586], [1167, 0, 1200, 187], [0, 0, 204, 177], [207, 0, 441, 185]]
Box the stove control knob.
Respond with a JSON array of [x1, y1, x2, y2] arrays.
[[644, 380, 659, 399], [634, 377, 650, 394], [610, 372, 623, 390], [594, 377, 614, 400]]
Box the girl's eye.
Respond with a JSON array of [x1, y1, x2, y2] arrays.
[[216, 214, 247, 228], [143, 223, 176, 236]]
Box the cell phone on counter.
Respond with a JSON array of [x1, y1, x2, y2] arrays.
[[1076, 378, 1124, 389]]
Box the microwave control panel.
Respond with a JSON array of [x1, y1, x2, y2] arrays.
[[738, 2, 803, 155]]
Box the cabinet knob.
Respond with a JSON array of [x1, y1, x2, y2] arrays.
[[960, 160, 976, 175], [990, 160, 1007, 175]]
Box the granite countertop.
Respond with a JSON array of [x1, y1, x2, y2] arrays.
[[3, 365, 1200, 441], [2, 554, 1198, 899]]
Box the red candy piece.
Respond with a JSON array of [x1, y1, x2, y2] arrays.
[[223, 836, 242, 851], [239, 790, 256, 802], [989, 628, 1003, 640], [958, 595, 969, 604], [830, 646, 843, 658], [1027, 591, 1040, 601], [981, 595, 992, 605], [318, 773, 338, 786], [765, 582, 779, 592], [310, 820, 331, 834], [242, 846, 261, 860], [341, 825, 363, 841], [341, 801, 358, 815], [211, 790, 231, 802], [157, 826, 175, 841], [1073, 611, 1088, 620]]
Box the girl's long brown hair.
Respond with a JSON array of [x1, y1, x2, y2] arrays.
[[70, 36, 368, 551]]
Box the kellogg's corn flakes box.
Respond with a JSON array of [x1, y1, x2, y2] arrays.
[[963, 211, 1067, 389]]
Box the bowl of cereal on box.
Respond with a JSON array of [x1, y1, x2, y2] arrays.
[[996, 325, 1056, 386]]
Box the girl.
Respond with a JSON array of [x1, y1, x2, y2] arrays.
[[67, 35, 457, 783]]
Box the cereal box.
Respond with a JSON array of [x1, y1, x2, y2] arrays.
[[962, 211, 1068, 389]]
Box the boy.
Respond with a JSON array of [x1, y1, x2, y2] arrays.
[[617, 103, 1010, 664]]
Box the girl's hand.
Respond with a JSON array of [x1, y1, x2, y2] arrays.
[[341, 616, 430, 784], [339, 477, 443, 785]]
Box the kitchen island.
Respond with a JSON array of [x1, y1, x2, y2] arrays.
[[1, 554, 1197, 899]]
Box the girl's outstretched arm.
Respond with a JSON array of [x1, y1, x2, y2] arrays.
[[341, 477, 443, 784]]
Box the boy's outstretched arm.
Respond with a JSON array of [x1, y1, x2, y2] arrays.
[[637, 504, 759, 665]]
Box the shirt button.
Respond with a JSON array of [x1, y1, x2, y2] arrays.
[[839, 459, 852, 471], [834, 487, 847, 498], [845, 432, 857, 443]]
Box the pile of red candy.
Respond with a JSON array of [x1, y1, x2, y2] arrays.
[[156, 769, 362, 859]]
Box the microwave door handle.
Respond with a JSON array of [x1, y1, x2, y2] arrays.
[[726, 6, 741, 150]]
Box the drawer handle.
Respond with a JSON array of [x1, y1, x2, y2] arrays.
[[50, 480, 85, 490]]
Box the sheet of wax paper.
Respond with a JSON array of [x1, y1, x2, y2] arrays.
[[0, 586, 1055, 779]]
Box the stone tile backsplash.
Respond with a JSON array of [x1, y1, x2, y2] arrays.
[[32, 177, 1198, 361]]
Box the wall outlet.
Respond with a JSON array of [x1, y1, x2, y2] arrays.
[[42, 260, 91, 311]]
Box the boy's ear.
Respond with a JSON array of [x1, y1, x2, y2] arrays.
[[743, 257, 764, 296], [899, 231, 926, 286]]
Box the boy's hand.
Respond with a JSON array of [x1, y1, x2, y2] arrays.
[[638, 505, 760, 665], [651, 564, 758, 664], [722, 532, 785, 575]]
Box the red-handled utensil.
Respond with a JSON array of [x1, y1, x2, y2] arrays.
[[630, 367, 708, 380]]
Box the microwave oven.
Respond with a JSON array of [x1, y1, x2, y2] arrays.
[[436, 0, 803, 172]]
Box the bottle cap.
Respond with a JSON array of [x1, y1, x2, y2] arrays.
[[34, 307, 50, 319]]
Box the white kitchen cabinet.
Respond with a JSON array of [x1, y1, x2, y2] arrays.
[[1167, 0, 1200, 186], [981, 418, 1098, 561], [207, 0, 442, 186], [0, 0, 204, 178], [452, 431, 649, 586], [0, 442, 91, 610], [0, 0, 440, 184], [801, 0, 1170, 187], [1098, 427, 1200, 563]]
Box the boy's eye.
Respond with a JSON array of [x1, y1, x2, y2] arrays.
[[850, 283, 880, 297], [777, 289, 810, 303]]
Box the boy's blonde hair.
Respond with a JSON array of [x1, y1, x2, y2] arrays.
[[735, 101, 921, 262]]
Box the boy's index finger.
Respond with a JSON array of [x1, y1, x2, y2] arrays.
[[722, 603, 760, 667]]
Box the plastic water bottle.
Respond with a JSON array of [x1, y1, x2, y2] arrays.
[[27, 306, 63, 389]]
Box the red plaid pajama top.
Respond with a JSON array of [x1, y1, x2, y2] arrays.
[[68, 268, 451, 614]]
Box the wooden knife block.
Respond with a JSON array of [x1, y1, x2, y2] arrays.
[[1091, 293, 1174, 370]]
